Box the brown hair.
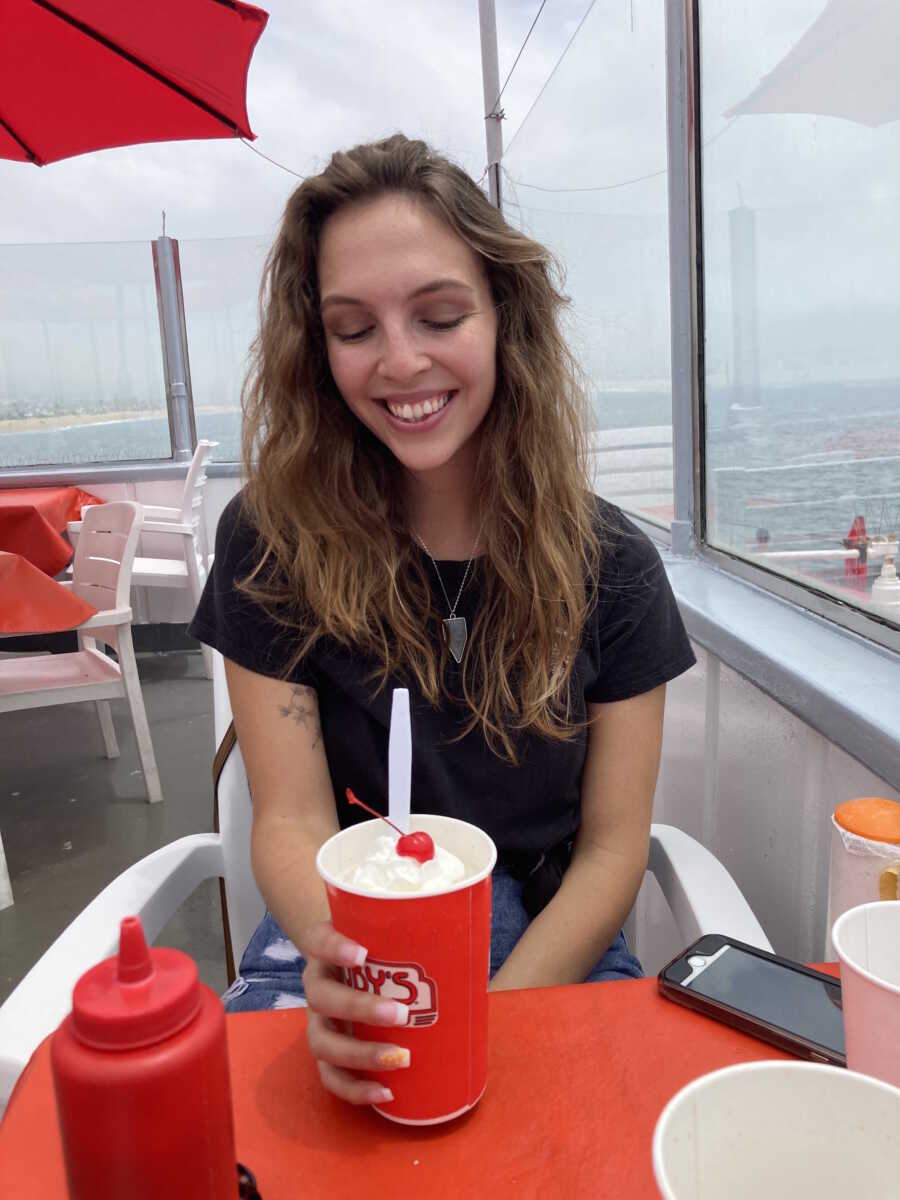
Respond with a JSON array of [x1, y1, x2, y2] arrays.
[[241, 133, 602, 762]]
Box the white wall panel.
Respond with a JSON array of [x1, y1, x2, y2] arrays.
[[656, 643, 899, 963]]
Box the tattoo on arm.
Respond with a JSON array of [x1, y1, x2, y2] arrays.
[[278, 685, 322, 748]]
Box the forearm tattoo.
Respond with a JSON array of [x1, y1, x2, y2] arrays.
[[278, 685, 322, 748]]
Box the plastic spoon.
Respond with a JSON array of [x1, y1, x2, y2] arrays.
[[388, 688, 412, 834]]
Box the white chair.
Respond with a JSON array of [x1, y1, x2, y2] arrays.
[[0, 831, 12, 915], [68, 440, 217, 679], [0, 651, 771, 1112], [0, 502, 162, 809]]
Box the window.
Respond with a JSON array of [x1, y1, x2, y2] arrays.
[[698, 0, 900, 626], [501, 0, 673, 527], [0, 241, 170, 468], [178, 235, 269, 464]]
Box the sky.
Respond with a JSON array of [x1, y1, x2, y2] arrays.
[[2, 0, 898, 397], [0, 0, 591, 245]]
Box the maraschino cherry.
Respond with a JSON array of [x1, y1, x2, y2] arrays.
[[345, 788, 435, 863]]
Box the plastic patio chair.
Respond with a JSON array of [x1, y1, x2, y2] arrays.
[[0, 501, 162, 808], [68, 441, 218, 678], [0, 651, 772, 1112]]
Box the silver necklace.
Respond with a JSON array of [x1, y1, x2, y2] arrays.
[[414, 526, 482, 664]]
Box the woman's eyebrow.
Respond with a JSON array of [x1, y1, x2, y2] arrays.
[[409, 278, 476, 300], [320, 278, 476, 312]]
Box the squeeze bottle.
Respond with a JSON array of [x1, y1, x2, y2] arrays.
[[50, 916, 240, 1199]]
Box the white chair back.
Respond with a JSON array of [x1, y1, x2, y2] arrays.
[[212, 652, 265, 973], [179, 439, 216, 523], [179, 439, 216, 561], [72, 501, 142, 613], [179, 441, 216, 629]]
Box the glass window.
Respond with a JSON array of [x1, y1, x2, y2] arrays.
[[178, 235, 269, 464], [500, 0, 673, 526], [699, 0, 900, 626], [0, 241, 170, 468]]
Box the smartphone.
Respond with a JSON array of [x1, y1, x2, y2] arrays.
[[658, 934, 845, 1067]]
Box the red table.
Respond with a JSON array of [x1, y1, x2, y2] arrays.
[[0, 486, 103, 576], [0, 968, 840, 1199]]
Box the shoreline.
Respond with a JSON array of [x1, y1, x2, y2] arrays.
[[0, 406, 238, 434]]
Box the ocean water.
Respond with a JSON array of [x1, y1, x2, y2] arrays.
[[3, 382, 899, 559], [0, 410, 242, 471]]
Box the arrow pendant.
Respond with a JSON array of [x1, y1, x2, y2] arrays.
[[442, 616, 468, 664]]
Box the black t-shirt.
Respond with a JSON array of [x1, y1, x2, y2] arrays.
[[189, 492, 695, 869]]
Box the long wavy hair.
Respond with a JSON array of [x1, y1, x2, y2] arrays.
[[240, 133, 603, 762]]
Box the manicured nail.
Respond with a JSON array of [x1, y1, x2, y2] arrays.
[[339, 943, 367, 967], [375, 1047, 411, 1069], [370, 1086, 394, 1104], [374, 1000, 409, 1026]]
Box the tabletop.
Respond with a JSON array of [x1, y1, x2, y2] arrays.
[[0, 967, 840, 1200], [0, 485, 103, 576]]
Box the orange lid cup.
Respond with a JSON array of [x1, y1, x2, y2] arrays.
[[834, 797, 900, 844]]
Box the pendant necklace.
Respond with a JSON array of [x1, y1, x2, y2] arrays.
[[414, 525, 482, 664]]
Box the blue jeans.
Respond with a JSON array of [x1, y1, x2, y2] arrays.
[[222, 868, 643, 1012]]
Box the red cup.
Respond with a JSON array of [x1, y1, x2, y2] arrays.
[[316, 814, 496, 1125]]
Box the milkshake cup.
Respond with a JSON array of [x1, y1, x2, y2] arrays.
[[316, 814, 496, 1125]]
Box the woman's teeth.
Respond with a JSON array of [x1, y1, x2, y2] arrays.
[[386, 391, 451, 423]]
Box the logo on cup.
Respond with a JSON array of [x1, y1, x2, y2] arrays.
[[345, 958, 439, 1027]]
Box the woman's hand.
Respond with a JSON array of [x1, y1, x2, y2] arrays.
[[299, 920, 412, 1105]]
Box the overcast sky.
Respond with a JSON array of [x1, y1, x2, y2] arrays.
[[0, 0, 592, 245], [2, 0, 898, 391], [4, 0, 897, 246]]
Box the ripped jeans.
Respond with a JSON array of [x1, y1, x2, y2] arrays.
[[222, 867, 643, 1011]]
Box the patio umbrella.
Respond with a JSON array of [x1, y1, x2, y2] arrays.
[[725, 0, 899, 127], [1, 0, 269, 166]]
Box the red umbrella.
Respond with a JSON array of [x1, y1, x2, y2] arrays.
[[1, 0, 269, 166]]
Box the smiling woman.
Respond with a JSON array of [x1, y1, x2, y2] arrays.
[[318, 194, 497, 491], [186, 133, 695, 1109]]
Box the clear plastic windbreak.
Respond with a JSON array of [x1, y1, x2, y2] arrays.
[[500, 0, 673, 528], [0, 241, 170, 467], [699, 0, 900, 627], [177, 235, 270, 464]]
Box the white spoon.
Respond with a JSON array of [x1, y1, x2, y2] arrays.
[[388, 688, 412, 835]]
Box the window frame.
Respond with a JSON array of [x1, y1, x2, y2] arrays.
[[664, 0, 899, 659]]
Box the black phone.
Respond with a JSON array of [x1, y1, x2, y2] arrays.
[[658, 933, 846, 1067]]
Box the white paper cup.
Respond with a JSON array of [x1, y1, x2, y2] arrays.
[[832, 900, 900, 1087], [653, 1061, 900, 1199]]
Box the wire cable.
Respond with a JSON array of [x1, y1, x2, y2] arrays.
[[505, 0, 597, 153], [504, 119, 737, 195], [488, 0, 550, 117], [505, 162, 666, 195], [240, 137, 305, 178]]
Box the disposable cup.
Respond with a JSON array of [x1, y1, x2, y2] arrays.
[[316, 814, 496, 1124], [653, 1061, 900, 1199], [832, 899, 900, 1087]]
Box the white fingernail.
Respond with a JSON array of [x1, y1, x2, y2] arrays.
[[341, 944, 367, 967], [375, 999, 409, 1025]]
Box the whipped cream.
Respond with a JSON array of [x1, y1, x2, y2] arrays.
[[341, 834, 466, 895]]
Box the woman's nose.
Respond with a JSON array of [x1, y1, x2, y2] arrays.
[[378, 325, 430, 382]]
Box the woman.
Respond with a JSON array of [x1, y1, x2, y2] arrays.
[[189, 134, 695, 1107]]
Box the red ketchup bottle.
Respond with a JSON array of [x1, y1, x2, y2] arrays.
[[50, 916, 240, 1199]]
